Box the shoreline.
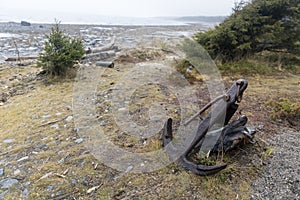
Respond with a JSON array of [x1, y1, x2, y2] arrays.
[[0, 22, 205, 62]]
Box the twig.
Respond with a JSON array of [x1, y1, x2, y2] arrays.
[[39, 116, 68, 127], [87, 183, 103, 194], [161, 48, 176, 54], [63, 168, 69, 175], [5, 56, 38, 62], [36, 172, 53, 182], [54, 173, 66, 179]]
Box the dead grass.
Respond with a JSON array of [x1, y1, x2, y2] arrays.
[[0, 49, 298, 199]]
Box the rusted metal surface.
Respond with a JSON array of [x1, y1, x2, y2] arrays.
[[163, 79, 256, 176]]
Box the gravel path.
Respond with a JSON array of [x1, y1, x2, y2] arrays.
[[251, 130, 300, 200]]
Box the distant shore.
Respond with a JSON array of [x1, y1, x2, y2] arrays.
[[0, 22, 207, 62]]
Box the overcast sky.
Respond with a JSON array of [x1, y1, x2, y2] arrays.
[[2, 0, 237, 17]]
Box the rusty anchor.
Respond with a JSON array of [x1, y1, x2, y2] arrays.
[[162, 79, 256, 176]]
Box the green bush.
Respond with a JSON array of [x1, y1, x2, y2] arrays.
[[195, 0, 300, 62], [38, 22, 85, 76], [266, 98, 300, 125]]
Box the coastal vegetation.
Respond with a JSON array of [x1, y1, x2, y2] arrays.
[[37, 22, 85, 76], [195, 0, 300, 72], [0, 1, 299, 199]]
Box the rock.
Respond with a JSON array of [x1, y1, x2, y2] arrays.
[[58, 158, 65, 164], [82, 176, 88, 186], [0, 93, 8, 103], [118, 107, 126, 111], [65, 116, 73, 122], [71, 179, 77, 186], [75, 138, 83, 144], [99, 120, 107, 126], [80, 161, 85, 167], [24, 181, 31, 186], [21, 21, 31, 26], [46, 185, 54, 192], [0, 168, 4, 177], [0, 190, 8, 199], [42, 115, 51, 119], [22, 188, 29, 197], [0, 178, 18, 189], [3, 138, 14, 143], [13, 169, 21, 175], [56, 190, 62, 196], [50, 124, 59, 129], [258, 124, 264, 130]]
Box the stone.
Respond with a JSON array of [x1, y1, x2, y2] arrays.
[[42, 115, 51, 119], [82, 176, 88, 186], [0, 190, 8, 199], [47, 185, 54, 191], [75, 138, 83, 144], [65, 116, 73, 122], [0, 93, 8, 103], [21, 21, 31, 26], [3, 138, 14, 143], [24, 181, 31, 186], [58, 158, 65, 164], [99, 121, 107, 126], [0, 178, 18, 189], [56, 190, 62, 196], [50, 124, 59, 129], [0, 168, 4, 177], [22, 188, 29, 197], [71, 179, 77, 185], [14, 169, 21, 175], [258, 124, 264, 130]]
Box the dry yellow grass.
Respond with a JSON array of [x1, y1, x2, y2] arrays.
[[1, 49, 298, 199]]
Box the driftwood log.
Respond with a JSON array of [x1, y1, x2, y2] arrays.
[[96, 61, 114, 68], [5, 37, 118, 62], [5, 56, 38, 62], [85, 37, 116, 54], [82, 50, 116, 60]]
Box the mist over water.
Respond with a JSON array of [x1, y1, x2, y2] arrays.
[[0, 10, 187, 25], [0, 9, 223, 26]]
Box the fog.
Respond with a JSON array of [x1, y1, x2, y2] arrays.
[[2, 0, 236, 17]]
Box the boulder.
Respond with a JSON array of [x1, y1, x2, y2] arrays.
[[21, 21, 31, 26]]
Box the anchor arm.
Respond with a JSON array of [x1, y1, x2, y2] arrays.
[[163, 79, 249, 176]]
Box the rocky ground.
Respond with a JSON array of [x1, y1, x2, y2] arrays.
[[0, 22, 299, 199], [0, 22, 202, 61], [251, 130, 300, 200]]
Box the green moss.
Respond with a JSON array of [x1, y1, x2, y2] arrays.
[[266, 98, 300, 124], [175, 59, 203, 82]]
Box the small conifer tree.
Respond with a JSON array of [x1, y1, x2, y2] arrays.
[[38, 21, 85, 76]]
